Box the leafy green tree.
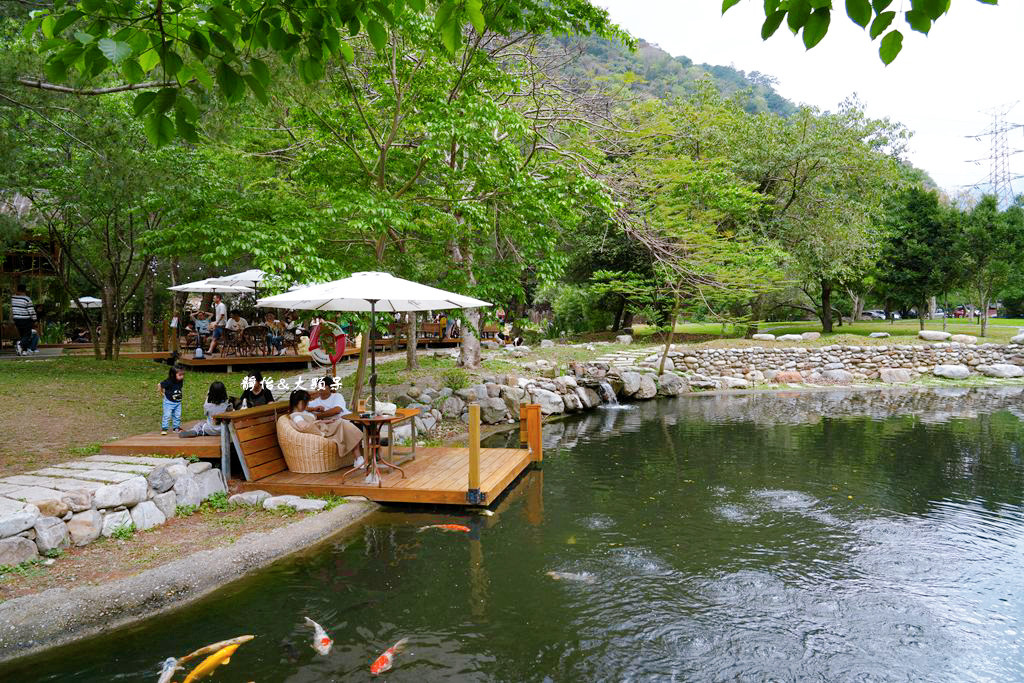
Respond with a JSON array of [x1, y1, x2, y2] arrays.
[[876, 187, 961, 330], [957, 195, 1024, 337]]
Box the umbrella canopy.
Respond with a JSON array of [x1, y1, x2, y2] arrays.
[[255, 271, 491, 312], [205, 269, 268, 290], [168, 278, 254, 294], [75, 296, 103, 309]]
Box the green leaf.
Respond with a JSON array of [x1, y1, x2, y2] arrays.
[[765, 0, 780, 14], [138, 48, 160, 72], [79, 0, 103, 11], [161, 49, 183, 75], [787, 0, 812, 31], [192, 61, 214, 89], [408, 0, 426, 11], [42, 57, 66, 82], [435, 1, 456, 30], [269, 27, 288, 51], [244, 74, 269, 104], [918, 0, 949, 20], [466, 0, 486, 33], [121, 58, 144, 83], [208, 30, 236, 55], [143, 112, 176, 147], [52, 10, 83, 35], [41, 15, 55, 38], [154, 87, 177, 114], [21, 17, 42, 41], [904, 9, 931, 33], [298, 56, 324, 82], [761, 10, 787, 38], [339, 40, 355, 63], [187, 30, 210, 58], [174, 93, 200, 120], [440, 18, 460, 54], [871, 0, 892, 12], [74, 31, 94, 44], [878, 28, 903, 64], [133, 90, 158, 116], [845, 0, 871, 26], [216, 61, 246, 102], [808, 0, 831, 9], [869, 10, 895, 38], [249, 58, 270, 86], [175, 110, 199, 143], [722, 0, 742, 11], [347, 16, 361, 36], [802, 8, 830, 48], [366, 18, 387, 50], [97, 38, 131, 64]]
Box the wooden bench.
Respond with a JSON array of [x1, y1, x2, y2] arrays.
[[215, 401, 290, 481]]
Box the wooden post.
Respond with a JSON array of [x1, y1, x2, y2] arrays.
[[523, 403, 542, 464], [467, 403, 482, 504]]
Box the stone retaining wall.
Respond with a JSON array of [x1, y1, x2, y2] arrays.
[[0, 456, 226, 568]]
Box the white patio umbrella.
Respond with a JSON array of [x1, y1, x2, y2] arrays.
[[168, 278, 254, 294], [75, 296, 103, 309], [256, 271, 491, 413], [205, 269, 268, 290]]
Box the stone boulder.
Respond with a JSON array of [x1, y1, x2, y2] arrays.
[[933, 364, 970, 379], [172, 475, 202, 508], [773, 370, 804, 383], [187, 462, 211, 475], [152, 491, 177, 520], [61, 490, 92, 512], [166, 463, 190, 481], [33, 516, 69, 553], [634, 374, 658, 399], [656, 373, 686, 396], [718, 377, 750, 389], [919, 330, 952, 342], [195, 469, 226, 501], [977, 363, 1024, 378], [441, 396, 466, 419], [33, 499, 69, 518], [879, 368, 912, 383], [478, 397, 508, 424], [455, 385, 488, 403], [1011, 333, 1024, 345], [869, 332, 890, 338], [562, 391, 583, 412], [950, 334, 978, 345], [130, 500, 166, 531], [263, 495, 304, 510], [0, 537, 38, 566], [575, 386, 601, 408], [0, 508, 40, 538], [101, 509, 133, 537], [540, 339, 555, 348], [776, 334, 803, 342], [229, 490, 271, 506], [620, 371, 642, 397], [293, 498, 328, 512], [821, 369, 854, 384], [67, 510, 102, 546], [93, 476, 148, 509], [529, 388, 565, 415], [801, 332, 821, 341], [147, 465, 176, 494], [615, 334, 633, 345], [751, 333, 776, 341]]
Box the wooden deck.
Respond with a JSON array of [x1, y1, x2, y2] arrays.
[[177, 354, 314, 371], [239, 446, 534, 505], [102, 431, 221, 459]]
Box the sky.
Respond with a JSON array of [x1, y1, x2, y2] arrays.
[[596, 0, 1024, 198]]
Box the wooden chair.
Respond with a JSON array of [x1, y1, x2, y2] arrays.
[[282, 329, 301, 355], [242, 325, 269, 356], [220, 329, 243, 357]]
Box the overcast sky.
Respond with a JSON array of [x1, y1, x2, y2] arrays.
[[597, 0, 1024, 197]]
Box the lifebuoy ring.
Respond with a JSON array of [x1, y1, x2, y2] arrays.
[[308, 323, 347, 365]]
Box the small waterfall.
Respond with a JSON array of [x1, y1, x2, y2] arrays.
[[597, 381, 619, 406]]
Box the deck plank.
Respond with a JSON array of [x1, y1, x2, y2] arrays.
[[101, 431, 220, 458]]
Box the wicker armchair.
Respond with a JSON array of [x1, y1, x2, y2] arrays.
[[276, 415, 350, 473]]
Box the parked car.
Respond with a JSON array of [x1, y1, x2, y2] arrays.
[[861, 310, 885, 320]]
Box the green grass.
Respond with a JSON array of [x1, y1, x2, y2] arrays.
[[760, 319, 1020, 342], [308, 494, 348, 511], [110, 522, 135, 540]]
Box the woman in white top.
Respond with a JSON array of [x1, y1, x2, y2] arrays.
[[287, 389, 364, 468], [308, 374, 347, 421]]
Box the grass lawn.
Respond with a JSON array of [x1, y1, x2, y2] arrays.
[[0, 357, 252, 475], [633, 320, 1023, 344]]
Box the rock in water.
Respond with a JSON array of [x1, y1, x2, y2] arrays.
[[528, 388, 565, 415], [67, 510, 103, 546], [821, 369, 854, 384], [635, 374, 658, 399], [933, 364, 970, 380], [0, 537, 38, 565], [620, 372, 642, 397], [656, 373, 686, 396], [130, 501, 166, 531]]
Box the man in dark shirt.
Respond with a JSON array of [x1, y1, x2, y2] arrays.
[[11, 284, 39, 355]]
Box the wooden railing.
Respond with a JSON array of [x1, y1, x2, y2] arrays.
[[466, 402, 541, 505]]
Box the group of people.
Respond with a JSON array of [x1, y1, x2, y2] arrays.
[[156, 367, 364, 468], [180, 293, 308, 357]]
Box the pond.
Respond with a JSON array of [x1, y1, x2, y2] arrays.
[[4, 387, 1024, 681]]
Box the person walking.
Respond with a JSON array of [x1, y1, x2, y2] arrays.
[[11, 284, 39, 355], [206, 293, 228, 355]]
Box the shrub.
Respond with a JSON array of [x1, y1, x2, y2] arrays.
[[111, 522, 135, 540], [441, 367, 470, 391], [203, 491, 230, 511]]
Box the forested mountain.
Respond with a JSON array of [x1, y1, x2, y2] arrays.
[[564, 37, 796, 116]]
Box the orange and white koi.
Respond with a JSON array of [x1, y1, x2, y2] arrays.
[[157, 657, 179, 683], [370, 638, 408, 675], [417, 524, 470, 533], [304, 616, 333, 655], [182, 643, 242, 683]]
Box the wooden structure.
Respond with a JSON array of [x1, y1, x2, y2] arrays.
[[226, 402, 542, 505], [176, 354, 315, 372], [102, 431, 221, 459]]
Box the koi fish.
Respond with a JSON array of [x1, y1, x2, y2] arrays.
[[417, 524, 471, 533], [157, 657, 179, 683], [473, 509, 494, 516], [177, 635, 255, 666], [546, 570, 596, 584], [370, 638, 408, 675], [304, 616, 333, 655], [182, 644, 241, 682]]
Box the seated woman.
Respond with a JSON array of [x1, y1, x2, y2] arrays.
[[264, 312, 286, 355], [238, 370, 275, 408], [288, 389, 365, 468], [179, 381, 232, 437]]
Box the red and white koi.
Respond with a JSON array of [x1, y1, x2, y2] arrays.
[[304, 616, 333, 655], [370, 638, 408, 675], [417, 524, 471, 533]]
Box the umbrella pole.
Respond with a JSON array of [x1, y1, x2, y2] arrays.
[[370, 300, 377, 415]]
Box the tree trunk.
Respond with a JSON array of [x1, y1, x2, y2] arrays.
[[747, 295, 763, 337], [980, 295, 989, 337], [659, 296, 680, 375], [405, 312, 418, 370], [458, 309, 482, 369], [918, 306, 926, 331], [170, 259, 187, 349], [820, 279, 833, 333], [350, 326, 369, 408], [101, 284, 115, 360], [141, 263, 155, 352], [612, 296, 626, 331]]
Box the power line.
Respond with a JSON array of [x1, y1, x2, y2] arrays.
[[963, 102, 1024, 207]]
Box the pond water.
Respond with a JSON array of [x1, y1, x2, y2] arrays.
[[5, 387, 1024, 681]]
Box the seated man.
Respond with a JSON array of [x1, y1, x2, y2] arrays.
[[226, 309, 248, 332], [192, 310, 211, 335], [264, 311, 285, 355], [308, 374, 347, 421]]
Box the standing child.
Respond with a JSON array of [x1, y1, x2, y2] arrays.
[[158, 366, 185, 435]]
